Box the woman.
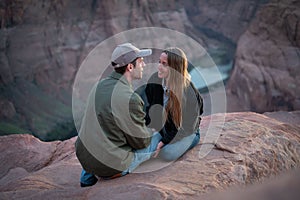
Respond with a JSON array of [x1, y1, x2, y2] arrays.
[[144, 47, 203, 161]]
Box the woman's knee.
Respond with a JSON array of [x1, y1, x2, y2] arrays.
[[188, 133, 200, 150], [160, 153, 178, 162], [159, 149, 180, 161]]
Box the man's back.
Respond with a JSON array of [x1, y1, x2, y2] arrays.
[[76, 71, 151, 177]]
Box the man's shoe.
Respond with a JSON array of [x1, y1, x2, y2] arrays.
[[80, 177, 98, 187]]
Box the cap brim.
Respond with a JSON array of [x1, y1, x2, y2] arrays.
[[137, 49, 152, 57]]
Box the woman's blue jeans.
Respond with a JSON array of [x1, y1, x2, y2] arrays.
[[80, 131, 200, 185], [158, 131, 200, 161]]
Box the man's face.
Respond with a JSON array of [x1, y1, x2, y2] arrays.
[[132, 57, 145, 80]]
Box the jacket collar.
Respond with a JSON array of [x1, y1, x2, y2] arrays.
[[109, 71, 132, 88]]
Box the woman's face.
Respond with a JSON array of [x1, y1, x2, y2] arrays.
[[158, 52, 169, 79]]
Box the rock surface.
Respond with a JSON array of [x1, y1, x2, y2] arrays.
[[0, 112, 299, 199], [264, 110, 300, 127], [227, 0, 300, 113]]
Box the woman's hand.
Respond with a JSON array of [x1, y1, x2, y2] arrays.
[[153, 141, 165, 158]]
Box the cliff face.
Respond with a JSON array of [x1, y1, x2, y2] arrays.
[[0, 0, 268, 87], [0, 112, 299, 199], [0, 0, 267, 140], [183, 0, 269, 43], [227, 0, 300, 112]]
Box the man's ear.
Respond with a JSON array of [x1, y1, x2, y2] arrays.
[[127, 63, 133, 72]]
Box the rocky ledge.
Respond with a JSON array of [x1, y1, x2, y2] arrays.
[[0, 112, 299, 199]]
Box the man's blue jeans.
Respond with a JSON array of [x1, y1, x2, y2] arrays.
[[80, 131, 200, 185]]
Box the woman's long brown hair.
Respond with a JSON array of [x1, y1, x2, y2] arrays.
[[163, 47, 190, 129]]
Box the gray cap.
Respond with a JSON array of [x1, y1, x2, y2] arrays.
[[111, 43, 152, 68]]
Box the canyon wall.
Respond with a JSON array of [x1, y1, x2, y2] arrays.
[[227, 0, 300, 112], [0, 0, 268, 140]]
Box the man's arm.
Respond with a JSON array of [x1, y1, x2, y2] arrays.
[[125, 93, 151, 149]]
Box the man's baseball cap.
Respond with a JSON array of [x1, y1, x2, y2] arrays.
[[111, 43, 152, 68]]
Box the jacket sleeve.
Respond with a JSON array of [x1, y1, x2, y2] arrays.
[[144, 83, 152, 126], [144, 81, 164, 129], [125, 93, 151, 150], [191, 82, 203, 116], [184, 82, 203, 131], [159, 118, 178, 144]]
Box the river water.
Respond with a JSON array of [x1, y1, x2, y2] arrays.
[[189, 61, 233, 93]]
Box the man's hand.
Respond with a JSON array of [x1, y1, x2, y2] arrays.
[[153, 141, 164, 158]]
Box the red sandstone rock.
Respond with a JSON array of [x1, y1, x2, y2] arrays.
[[0, 112, 299, 199], [227, 0, 300, 113]]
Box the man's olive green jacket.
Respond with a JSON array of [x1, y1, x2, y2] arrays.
[[75, 71, 151, 177]]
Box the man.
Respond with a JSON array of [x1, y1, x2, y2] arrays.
[[75, 43, 160, 187]]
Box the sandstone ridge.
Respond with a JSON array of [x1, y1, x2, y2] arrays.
[[0, 112, 299, 199]]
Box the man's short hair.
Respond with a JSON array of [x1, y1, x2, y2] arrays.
[[112, 58, 138, 74]]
